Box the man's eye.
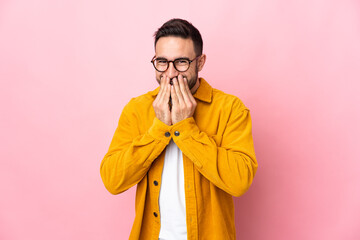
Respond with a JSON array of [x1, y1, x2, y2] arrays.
[[176, 60, 188, 65], [157, 60, 167, 64]]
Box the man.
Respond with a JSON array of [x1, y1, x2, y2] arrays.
[[100, 18, 258, 240]]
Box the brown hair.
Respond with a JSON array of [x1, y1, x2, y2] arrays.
[[154, 18, 203, 56]]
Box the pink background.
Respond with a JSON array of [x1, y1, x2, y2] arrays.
[[1, 0, 359, 239]]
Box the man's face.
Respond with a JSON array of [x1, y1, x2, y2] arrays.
[[154, 36, 199, 90]]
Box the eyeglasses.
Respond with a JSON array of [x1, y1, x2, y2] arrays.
[[151, 55, 201, 72]]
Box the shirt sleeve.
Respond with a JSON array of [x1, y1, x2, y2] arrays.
[[100, 100, 171, 195], [171, 99, 258, 197]]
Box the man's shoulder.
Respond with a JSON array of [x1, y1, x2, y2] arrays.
[[119, 88, 157, 117], [211, 87, 248, 112], [125, 88, 157, 107]]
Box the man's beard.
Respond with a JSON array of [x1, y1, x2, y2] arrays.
[[185, 64, 199, 90]]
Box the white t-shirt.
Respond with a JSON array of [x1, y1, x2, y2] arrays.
[[158, 139, 187, 239]]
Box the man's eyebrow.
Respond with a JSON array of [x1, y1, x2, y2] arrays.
[[175, 57, 191, 60], [155, 57, 167, 60], [155, 56, 191, 60]]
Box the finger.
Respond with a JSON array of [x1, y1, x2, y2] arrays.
[[178, 75, 192, 103], [160, 77, 171, 109], [158, 76, 169, 101], [163, 77, 171, 103], [178, 75, 187, 93], [183, 76, 192, 94], [172, 77, 185, 104], [183, 77, 195, 102], [161, 75, 168, 90], [178, 76, 194, 108], [154, 78, 163, 104], [170, 84, 179, 106]]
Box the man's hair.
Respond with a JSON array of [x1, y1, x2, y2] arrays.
[[154, 18, 203, 56]]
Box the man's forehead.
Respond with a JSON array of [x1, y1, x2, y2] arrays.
[[155, 36, 195, 58]]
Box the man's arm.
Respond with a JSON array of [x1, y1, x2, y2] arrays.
[[170, 76, 258, 197], [100, 77, 173, 194], [172, 103, 257, 197], [100, 103, 171, 194]]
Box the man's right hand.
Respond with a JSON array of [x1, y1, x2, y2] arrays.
[[153, 76, 172, 125]]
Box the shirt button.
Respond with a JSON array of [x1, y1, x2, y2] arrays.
[[153, 180, 158, 186], [165, 132, 171, 137], [153, 212, 158, 217], [174, 131, 180, 136]]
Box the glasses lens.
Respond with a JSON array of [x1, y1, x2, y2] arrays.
[[154, 59, 168, 72], [174, 59, 190, 72]]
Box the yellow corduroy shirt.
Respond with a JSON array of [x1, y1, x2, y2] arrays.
[[100, 78, 258, 240]]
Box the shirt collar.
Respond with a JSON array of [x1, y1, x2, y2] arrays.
[[149, 77, 213, 103]]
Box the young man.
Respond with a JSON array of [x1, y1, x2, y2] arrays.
[[100, 18, 258, 240]]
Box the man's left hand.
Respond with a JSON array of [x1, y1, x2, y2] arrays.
[[170, 75, 197, 124]]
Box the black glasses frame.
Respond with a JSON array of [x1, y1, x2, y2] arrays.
[[150, 55, 201, 72]]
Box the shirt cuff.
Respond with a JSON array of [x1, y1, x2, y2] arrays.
[[170, 117, 200, 142], [148, 117, 172, 145]]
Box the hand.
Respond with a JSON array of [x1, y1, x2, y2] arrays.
[[153, 76, 172, 125], [170, 75, 197, 124]]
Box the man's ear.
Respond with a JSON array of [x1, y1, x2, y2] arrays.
[[197, 54, 206, 72]]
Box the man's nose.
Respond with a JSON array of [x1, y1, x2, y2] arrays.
[[165, 62, 179, 79]]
